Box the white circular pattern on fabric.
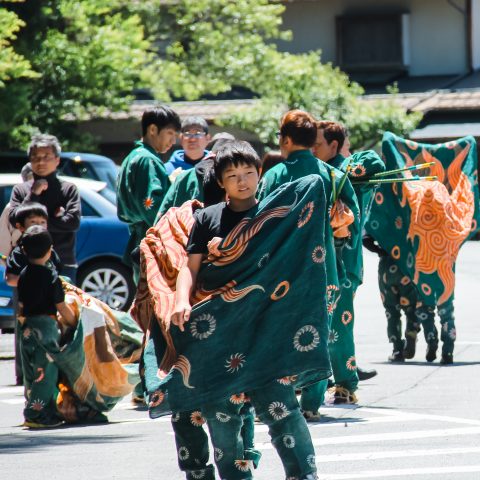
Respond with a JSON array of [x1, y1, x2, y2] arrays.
[[178, 446, 190, 461], [293, 325, 320, 352], [257, 253, 270, 269], [216, 412, 231, 423], [386, 312, 391, 319], [190, 313, 217, 340], [214, 448, 224, 462], [389, 265, 398, 274], [312, 246, 326, 264], [283, 435, 296, 448], [343, 279, 352, 289], [268, 401, 290, 420], [370, 220, 379, 230], [191, 471, 206, 479], [328, 330, 339, 344], [407, 253, 414, 268], [307, 454, 316, 468]]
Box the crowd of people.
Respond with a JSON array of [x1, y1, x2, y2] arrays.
[[2, 104, 477, 480]]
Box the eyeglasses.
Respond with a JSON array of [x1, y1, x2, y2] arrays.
[[182, 131, 206, 139], [30, 154, 56, 162]]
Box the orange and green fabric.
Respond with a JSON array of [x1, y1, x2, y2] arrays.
[[366, 133, 479, 307], [132, 175, 332, 416]]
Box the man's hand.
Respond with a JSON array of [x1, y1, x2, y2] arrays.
[[32, 179, 48, 195], [170, 302, 192, 332]]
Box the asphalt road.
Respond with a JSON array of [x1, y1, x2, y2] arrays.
[[1, 243, 479, 480]]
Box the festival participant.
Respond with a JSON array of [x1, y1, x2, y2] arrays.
[[313, 121, 385, 402], [366, 132, 480, 365], [171, 140, 323, 479], [117, 106, 181, 283], [165, 116, 211, 175], [363, 235, 421, 361], [257, 111, 359, 417]]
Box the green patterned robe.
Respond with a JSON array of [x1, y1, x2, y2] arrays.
[[117, 141, 170, 270]]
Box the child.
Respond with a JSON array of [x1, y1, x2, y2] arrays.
[[17, 225, 76, 428], [363, 234, 421, 362], [171, 141, 319, 480], [5, 202, 62, 286]]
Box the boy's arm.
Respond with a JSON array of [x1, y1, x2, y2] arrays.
[[171, 253, 203, 332], [56, 301, 77, 327]]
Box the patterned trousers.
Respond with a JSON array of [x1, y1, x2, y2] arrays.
[[328, 281, 358, 393], [202, 381, 317, 480], [20, 316, 61, 424], [378, 256, 421, 352]]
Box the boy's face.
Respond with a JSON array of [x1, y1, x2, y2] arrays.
[[150, 125, 178, 154], [18, 215, 48, 232], [219, 163, 259, 201]]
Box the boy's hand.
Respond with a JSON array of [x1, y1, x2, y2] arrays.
[[171, 302, 192, 332], [32, 179, 48, 195]]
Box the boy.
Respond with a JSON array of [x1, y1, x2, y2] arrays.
[[5, 202, 62, 287], [17, 226, 76, 428], [172, 141, 319, 480], [117, 106, 181, 283]]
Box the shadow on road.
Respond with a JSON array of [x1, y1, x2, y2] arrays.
[[0, 431, 135, 454]]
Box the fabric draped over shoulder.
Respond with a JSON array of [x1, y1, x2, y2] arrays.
[[366, 132, 480, 306], [132, 176, 332, 416]]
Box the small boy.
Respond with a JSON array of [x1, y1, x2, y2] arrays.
[[17, 225, 76, 428], [172, 141, 318, 480], [5, 202, 62, 286]]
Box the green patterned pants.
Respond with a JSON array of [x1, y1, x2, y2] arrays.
[[328, 281, 359, 393], [20, 316, 61, 424], [378, 256, 421, 352], [415, 298, 455, 355], [203, 382, 316, 480]]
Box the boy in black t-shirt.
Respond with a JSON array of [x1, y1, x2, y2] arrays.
[[17, 226, 75, 429], [171, 141, 318, 480]]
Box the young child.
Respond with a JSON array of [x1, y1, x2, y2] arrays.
[[171, 141, 318, 480], [17, 225, 76, 428], [5, 202, 62, 286]]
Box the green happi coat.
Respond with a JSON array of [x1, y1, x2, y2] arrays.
[[156, 168, 203, 224], [117, 141, 170, 268], [327, 150, 385, 393], [143, 176, 332, 415]]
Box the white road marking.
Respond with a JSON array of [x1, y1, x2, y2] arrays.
[[316, 446, 480, 463], [257, 426, 480, 450], [0, 386, 23, 395], [317, 465, 480, 479]]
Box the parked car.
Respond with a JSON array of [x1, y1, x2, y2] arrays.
[[0, 151, 119, 202], [0, 174, 134, 332]]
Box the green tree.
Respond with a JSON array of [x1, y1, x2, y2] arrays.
[[0, 0, 156, 149]]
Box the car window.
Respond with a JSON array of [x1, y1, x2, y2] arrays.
[[0, 186, 13, 211], [81, 199, 100, 217], [61, 161, 99, 182]]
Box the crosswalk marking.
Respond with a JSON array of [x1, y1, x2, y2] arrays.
[[317, 465, 480, 479]]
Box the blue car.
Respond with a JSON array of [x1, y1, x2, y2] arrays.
[[0, 174, 134, 331]]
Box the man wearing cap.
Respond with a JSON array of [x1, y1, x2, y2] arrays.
[[165, 116, 211, 175]]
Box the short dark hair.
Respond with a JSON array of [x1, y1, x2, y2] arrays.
[[20, 225, 52, 260], [198, 159, 225, 207], [141, 106, 181, 136], [316, 120, 348, 152], [181, 116, 209, 134], [14, 202, 48, 227], [206, 132, 235, 150], [261, 150, 284, 177], [280, 110, 317, 148], [213, 141, 261, 181]]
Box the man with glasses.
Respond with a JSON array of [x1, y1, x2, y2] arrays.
[[8, 134, 81, 284], [165, 116, 211, 175]]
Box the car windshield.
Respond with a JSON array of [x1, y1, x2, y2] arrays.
[[60, 161, 118, 191]]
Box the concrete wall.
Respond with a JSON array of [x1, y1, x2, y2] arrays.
[[279, 0, 468, 76], [473, 0, 480, 69]]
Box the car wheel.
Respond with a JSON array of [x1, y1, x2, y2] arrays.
[[77, 260, 135, 311]]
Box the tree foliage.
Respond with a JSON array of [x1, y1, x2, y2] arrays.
[[0, 0, 420, 151]]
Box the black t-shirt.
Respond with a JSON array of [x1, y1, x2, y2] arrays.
[[187, 202, 254, 255], [18, 264, 65, 316], [6, 246, 62, 276]]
